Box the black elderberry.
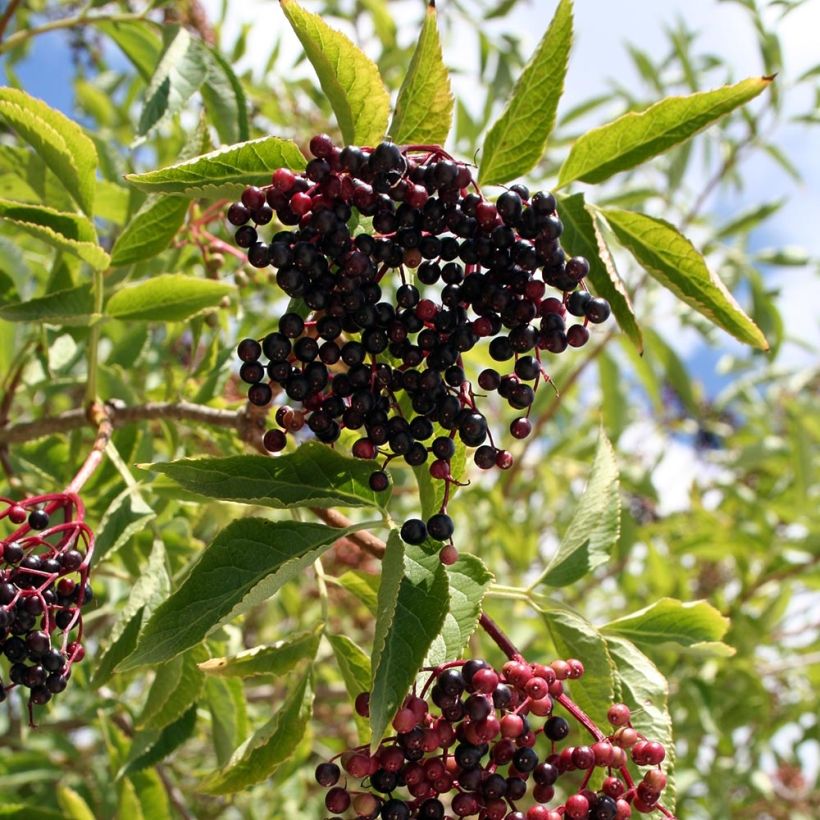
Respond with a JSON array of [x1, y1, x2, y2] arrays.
[[369, 471, 390, 492], [28, 509, 49, 530], [227, 202, 250, 225], [545, 715, 570, 740], [234, 225, 257, 248], [400, 518, 427, 545], [426, 513, 454, 542], [584, 296, 611, 323], [512, 745, 539, 773]]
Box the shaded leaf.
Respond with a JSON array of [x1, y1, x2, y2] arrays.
[[110, 196, 189, 267], [146, 443, 389, 509], [390, 2, 453, 145], [106, 274, 233, 322], [205, 677, 249, 767], [535, 429, 620, 587], [0, 87, 97, 215], [138, 646, 208, 730], [604, 208, 769, 349], [0, 283, 95, 326], [201, 46, 250, 144], [557, 193, 642, 351], [92, 485, 156, 565], [121, 518, 372, 668], [200, 669, 313, 794], [199, 628, 322, 678], [279, 0, 390, 145], [478, 0, 573, 185], [96, 20, 162, 82], [124, 136, 305, 198], [558, 77, 773, 186], [370, 540, 449, 746], [328, 633, 372, 744], [120, 706, 197, 776]]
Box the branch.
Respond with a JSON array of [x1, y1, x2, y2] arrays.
[[0, 0, 21, 42], [310, 507, 386, 559], [0, 400, 253, 446]]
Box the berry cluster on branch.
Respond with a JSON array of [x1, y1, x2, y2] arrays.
[[315, 653, 670, 819], [0, 493, 93, 721], [228, 136, 611, 562]]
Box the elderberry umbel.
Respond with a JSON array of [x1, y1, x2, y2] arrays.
[[228, 137, 612, 563], [0, 493, 94, 722], [314, 656, 671, 818]]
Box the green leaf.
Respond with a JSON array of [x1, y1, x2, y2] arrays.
[[558, 76, 773, 187], [121, 518, 372, 669], [328, 633, 372, 744], [425, 554, 494, 666], [478, 0, 573, 185], [389, 2, 453, 145], [0, 283, 95, 326], [541, 607, 616, 726], [535, 429, 620, 587], [200, 668, 313, 794], [96, 20, 162, 82], [93, 540, 170, 685], [603, 208, 769, 350], [120, 706, 197, 776], [279, 0, 390, 145], [124, 136, 305, 198], [199, 628, 321, 678], [138, 646, 207, 730], [0, 200, 109, 269], [57, 787, 95, 820], [336, 570, 379, 614], [137, 26, 209, 139], [605, 636, 675, 807], [369, 539, 449, 746], [146, 442, 389, 509], [0, 87, 97, 215], [557, 193, 643, 352], [603, 598, 732, 651], [106, 274, 233, 322], [205, 677, 249, 767], [110, 196, 189, 267], [201, 46, 250, 144], [92, 485, 156, 565]]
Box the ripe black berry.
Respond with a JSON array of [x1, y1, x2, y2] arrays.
[[400, 518, 427, 545]]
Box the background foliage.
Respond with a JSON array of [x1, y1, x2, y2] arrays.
[[0, 1, 817, 818]]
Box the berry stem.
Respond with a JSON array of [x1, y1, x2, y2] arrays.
[[478, 612, 525, 662]]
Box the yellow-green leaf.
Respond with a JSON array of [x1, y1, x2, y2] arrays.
[[279, 0, 390, 145], [558, 76, 773, 187], [0, 87, 97, 215], [604, 208, 769, 350], [110, 196, 189, 267], [390, 2, 453, 145], [478, 0, 573, 185], [106, 274, 233, 322]]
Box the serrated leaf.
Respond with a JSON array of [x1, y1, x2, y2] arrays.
[[139, 646, 207, 730], [0, 199, 109, 269], [558, 76, 772, 187], [0, 283, 95, 326], [279, 0, 390, 145], [557, 193, 643, 352], [120, 706, 197, 777], [478, 0, 573, 185], [200, 669, 313, 794], [605, 636, 676, 808], [541, 607, 616, 726], [369, 540, 449, 746], [121, 518, 374, 669], [328, 633, 372, 744], [201, 46, 250, 144], [96, 20, 162, 82], [92, 485, 155, 565], [199, 628, 321, 678], [603, 598, 731, 650], [536, 429, 619, 587], [106, 274, 233, 322], [603, 208, 769, 350], [0, 87, 97, 215], [147, 442, 389, 509], [425, 554, 493, 666], [137, 26, 209, 139], [205, 677, 249, 767], [124, 136, 305, 198], [390, 3, 453, 145], [110, 196, 189, 267]]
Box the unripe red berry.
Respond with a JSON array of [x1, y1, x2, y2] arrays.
[[565, 793, 590, 819], [607, 703, 631, 726]]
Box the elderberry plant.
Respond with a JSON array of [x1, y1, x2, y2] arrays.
[[0, 0, 816, 818]]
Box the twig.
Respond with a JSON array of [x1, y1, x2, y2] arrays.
[[0, 0, 21, 42], [310, 507, 386, 559], [0, 400, 249, 445]]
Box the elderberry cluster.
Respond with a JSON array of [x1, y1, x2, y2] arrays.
[[315, 657, 669, 819], [229, 136, 611, 561], [0, 494, 93, 720]]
